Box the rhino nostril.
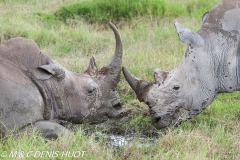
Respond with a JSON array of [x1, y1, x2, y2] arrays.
[[113, 103, 122, 110], [155, 117, 161, 123], [173, 85, 180, 90]]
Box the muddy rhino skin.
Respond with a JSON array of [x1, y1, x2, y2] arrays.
[[0, 23, 123, 137], [123, 0, 240, 129]]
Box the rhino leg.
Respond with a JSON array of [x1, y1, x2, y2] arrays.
[[33, 121, 69, 139]]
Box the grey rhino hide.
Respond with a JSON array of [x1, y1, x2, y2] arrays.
[[123, 0, 240, 129], [0, 23, 123, 136]]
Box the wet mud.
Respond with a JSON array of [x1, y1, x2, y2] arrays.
[[95, 129, 160, 148], [61, 114, 163, 149]]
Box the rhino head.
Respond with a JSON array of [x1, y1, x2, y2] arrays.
[[79, 22, 123, 123], [32, 23, 123, 124], [0, 22, 124, 135], [123, 0, 240, 129]]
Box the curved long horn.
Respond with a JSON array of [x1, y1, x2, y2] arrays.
[[101, 22, 122, 87], [122, 67, 152, 102], [122, 67, 138, 92]]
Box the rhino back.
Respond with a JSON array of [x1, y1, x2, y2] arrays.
[[0, 37, 52, 84]]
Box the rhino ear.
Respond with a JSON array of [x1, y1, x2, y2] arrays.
[[174, 20, 203, 46], [85, 56, 98, 77], [202, 11, 209, 25], [38, 63, 65, 81], [154, 68, 168, 85]]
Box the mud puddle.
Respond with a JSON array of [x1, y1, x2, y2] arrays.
[[90, 122, 162, 149], [96, 131, 160, 148], [67, 122, 162, 149], [63, 111, 163, 149]]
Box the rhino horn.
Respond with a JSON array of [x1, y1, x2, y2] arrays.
[[85, 56, 98, 77], [122, 67, 152, 102], [100, 22, 122, 87], [122, 67, 138, 91], [154, 68, 168, 85], [174, 20, 203, 46]]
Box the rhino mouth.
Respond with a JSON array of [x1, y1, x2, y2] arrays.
[[150, 106, 189, 129], [105, 103, 122, 119], [81, 102, 122, 124], [151, 113, 174, 129]]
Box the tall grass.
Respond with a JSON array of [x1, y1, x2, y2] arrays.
[[0, 0, 240, 159]]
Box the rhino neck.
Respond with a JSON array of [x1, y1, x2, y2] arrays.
[[199, 4, 240, 92], [235, 41, 240, 89], [42, 79, 67, 120], [208, 34, 240, 93], [28, 71, 67, 120], [178, 37, 240, 119]]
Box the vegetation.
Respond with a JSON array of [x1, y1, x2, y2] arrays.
[[53, 0, 220, 23], [0, 0, 240, 159]]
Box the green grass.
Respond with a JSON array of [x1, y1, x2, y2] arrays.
[[0, 128, 115, 160], [0, 0, 240, 159], [52, 0, 220, 23]]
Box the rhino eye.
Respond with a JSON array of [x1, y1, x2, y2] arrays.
[[88, 87, 96, 93], [173, 85, 180, 90]]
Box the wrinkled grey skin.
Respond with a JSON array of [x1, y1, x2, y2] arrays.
[[0, 23, 123, 136], [123, 0, 240, 129]]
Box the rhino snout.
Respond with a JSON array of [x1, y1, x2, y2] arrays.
[[106, 106, 122, 118], [151, 114, 172, 129], [105, 99, 122, 118], [109, 90, 122, 110], [151, 105, 188, 129], [150, 106, 179, 129]]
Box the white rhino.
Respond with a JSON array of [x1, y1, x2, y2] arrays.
[[123, 0, 240, 129], [0, 23, 123, 137]]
